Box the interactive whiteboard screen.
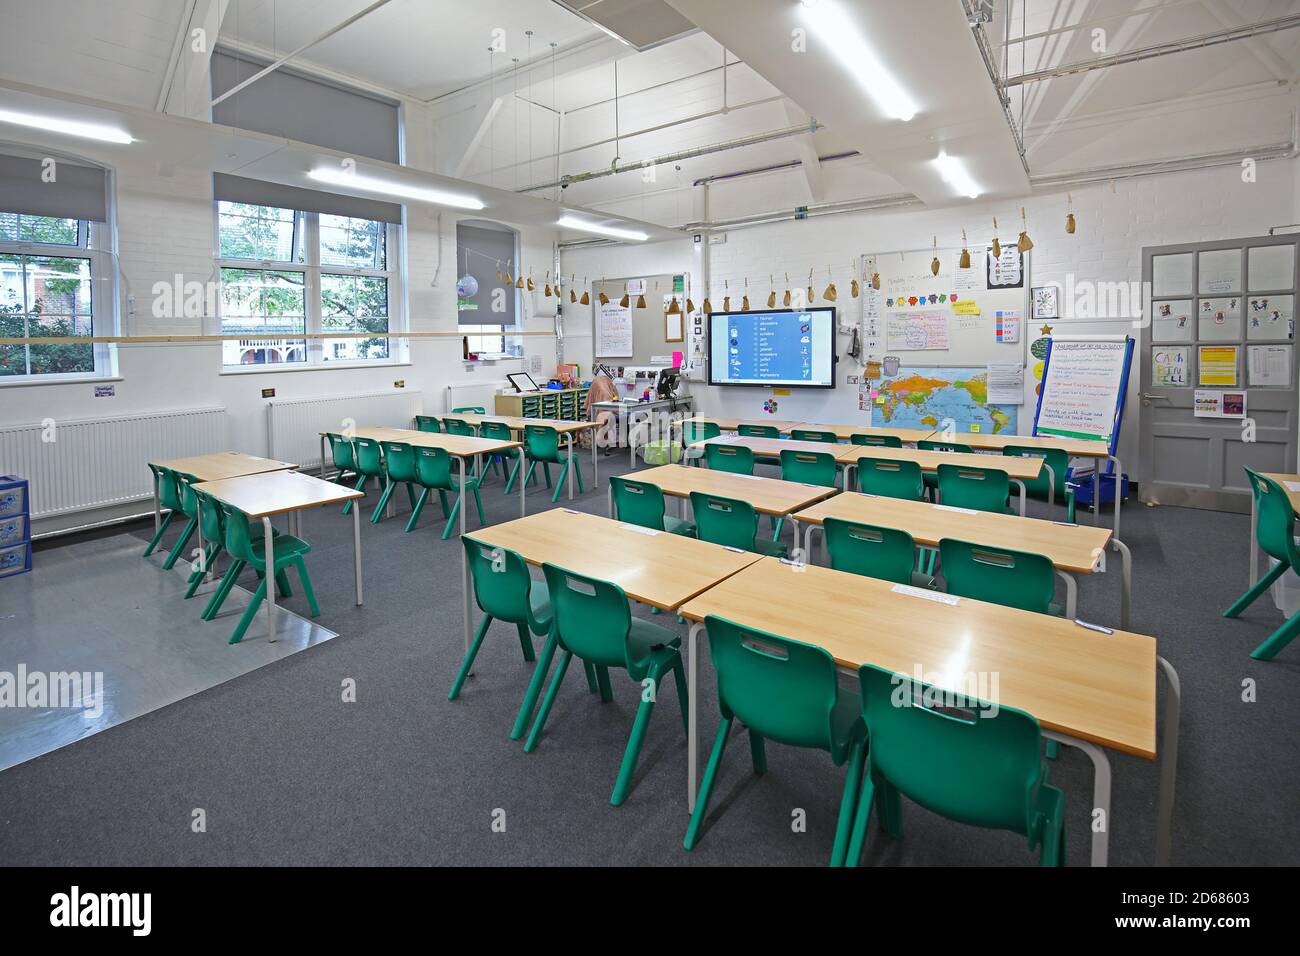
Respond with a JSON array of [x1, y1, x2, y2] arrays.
[[708, 307, 836, 388]]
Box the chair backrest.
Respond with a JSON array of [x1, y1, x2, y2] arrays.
[[790, 428, 838, 443], [859, 663, 1045, 834], [174, 471, 200, 518], [851, 432, 903, 448], [413, 445, 453, 489], [682, 420, 721, 446], [938, 538, 1056, 614], [380, 441, 418, 483], [325, 433, 357, 470], [918, 439, 973, 453], [1003, 445, 1068, 499], [1244, 466, 1300, 563], [152, 465, 184, 512], [541, 563, 634, 671], [823, 518, 917, 586], [936, 464, 1010, 513], [690, 491, 759, 551], [353, 437, 384, 476], [610, 476, 668, 531], [524, 424, 561, 460], [219, 501, 259, 565], [194, 487, 224, 544], [737, 423, 779, 438], [706, 616, 840, 751], [443, 417, 475, 437], [705, 442, 755, 475], [779, 449, 838, 488], [463, 538, 535, 624], [414, 415, 442, 433], [452, 406, 486, 414], [480, 420, 514, 444], [856, 456, 925, 500]]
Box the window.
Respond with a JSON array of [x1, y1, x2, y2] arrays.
[[0, 213, 112, 380], [456, 221, 524, 360], [216, 201, 400, 368]]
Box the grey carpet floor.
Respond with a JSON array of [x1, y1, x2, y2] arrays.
[[2, 453, 1298, 866]]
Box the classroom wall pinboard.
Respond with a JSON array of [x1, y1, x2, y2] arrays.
[[592, 273, 690, 367]]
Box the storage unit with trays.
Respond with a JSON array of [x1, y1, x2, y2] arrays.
[[0, 475, 31, 580], [495, 387, 590, 422]]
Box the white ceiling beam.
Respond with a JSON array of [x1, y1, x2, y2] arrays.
[[783, 100, 824, 203], [160, 0, 230, 120], [452, 96, 506, 178]]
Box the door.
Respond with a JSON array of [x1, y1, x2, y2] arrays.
[[1139, 234, 1299, 513]]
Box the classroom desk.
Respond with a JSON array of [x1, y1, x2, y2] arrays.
[[675, 415, 807, 435], [462, 508, 763, 652], [1249, 472, 1300, 585], [615, 464, 838, 551], [678, 557, 1181, 867], [832, 443, 1043, 514], [150, 452, 297, 537], [793, 491, 1129, 628], [192, 470, 364, 643], [442, 414, 599, 494], [794, 422, 937, 444]]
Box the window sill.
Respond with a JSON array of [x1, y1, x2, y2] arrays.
[[219, 362, 411, 377], [0, 375, 121, 389]]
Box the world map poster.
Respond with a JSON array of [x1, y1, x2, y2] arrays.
[[872, 367, 1019, 434]]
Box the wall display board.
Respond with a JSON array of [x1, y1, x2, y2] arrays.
[[596, 300, 633, 357], [1032, 336, 1133, 447], [593, 273, 689, 365]]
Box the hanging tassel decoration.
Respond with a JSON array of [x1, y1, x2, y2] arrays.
[[723, 279, 731, 313], [1065, 193, 1076, 234], [1017, 206, 1033, 253], [823, 265, 837, 302], [783, 273, 792, 307], [959, 229, 971, 270], [991, 218, 1001, 260], [767, 274, 777, 309]]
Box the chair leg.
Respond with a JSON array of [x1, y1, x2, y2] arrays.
[[611, 664, 660, 806], [1045, 739, 1060, 759], [749, 729, 767, 775], [202, 559, 244, 621], [470, 485, 485, 525], [405, 488, 430, 532], [342, 475, 368, 515], [440, 492, 463, 541], [229, 577, 267, 644], [184, 544, 219, 599], [830, 737, 867, 866], [572, 454, 585, 493], [524, 649, 572, 753], [1250, 610, 1300, 661], [449, 614, 493, 700], [142, 511, 174, 557], [294, 557, 320, 617], [876, 776, 904, 839], [683, 716, 733, 850], [515, 621, 536, 662], [405, 482, 418, 510], [370, 478, 395, 524], [844, 765, 878, 868], [161, 516, 198, 571], [524, 461, 538, 490], [1224, 560, 1289, 617], [504, 457, 521, 495], [583, 660, 599, 693], [596, 665, 614, 703], [550, 460, 569, 503], [274, 568, 293, 599], [542, 463, 552, 489], [437, 489, 450, 518], [512, 635, 559, 740], [671, 658, 689, 734]]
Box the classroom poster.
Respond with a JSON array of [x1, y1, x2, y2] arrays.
[[885, 310, 950, 351], [987, 245, 1024, 288], [1152, 346, 1189, 386], [1034, 338, 1129, 443], [596, 300, 633, 357], [1198, 345, 1239, 386], [1193, 390, 1246, 418], [1247, 344, 1291, 387]]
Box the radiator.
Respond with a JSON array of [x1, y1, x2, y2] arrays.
[[0, 407, 228, 519], [446, 381, 507, 414], [267, 389, 424, 470]]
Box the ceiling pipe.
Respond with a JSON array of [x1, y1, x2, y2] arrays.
[[516, 120, 822, 193], [693, 150, 860, 187], [682, 193, 920, 231], [1002, 13, 1300, 87]]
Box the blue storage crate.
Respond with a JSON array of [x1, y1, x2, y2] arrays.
[[0, 513, 27, 546], [0, 475, 27, 519], [0, 542, 31, 579]]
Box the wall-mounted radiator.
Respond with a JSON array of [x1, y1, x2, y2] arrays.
[[446, 381, 507, 415], [0, 407, 229, 519], [267, 389, 424, 470]]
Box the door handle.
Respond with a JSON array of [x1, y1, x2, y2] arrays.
[[1143, 393, 1170, 400]]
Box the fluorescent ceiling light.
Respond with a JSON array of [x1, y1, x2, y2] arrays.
[[557, 215, 648, 242], [308, 167, 484, 210], [0, 109, 132, 144], [933, 153, 982, 198], [799, 0, 918, 122]]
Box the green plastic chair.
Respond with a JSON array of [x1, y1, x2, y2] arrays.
[[705, 443, 755, 475], [442, 416, 475, 437], [409, 445, 484, 539], [851, 433, 903, 448], [779, 449, 839, 488], [187, 487, 283, 607], [159, 469, 205, 572], [824, 517, 933, 588], [414, 415, 442, 433], [452, 405, 486, 414], [611, 476, 696, 537], [1225, 467, 1300, 661], [847, 663, 1065, 867], [682, 420, 721, 446], [524, 424, 584, 504], [1004, 446, 1076, 522], [856, 456, 925, 500], [690, 491, 787, 558], [938, 538, 1058, 614], [452, 539, 548, 701], [213, 501, 319, 644], [790, 428, 838, 443], [481, 419, 531, 494], [524, 563, 688, 807], [737, 423, 780, 438], [324, 433, 359, 491], [372, 441, 421, 523], [918, 439, 973, 496], [684, 616, 866, 865], [936, 463, 1013, 514], [343, 437, 386, 517], [143, 464, 185, 558], [145, 466, 200, 572]]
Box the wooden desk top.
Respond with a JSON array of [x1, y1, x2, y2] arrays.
[[465, 509, 763, 612], [151, 452, 297, 482], [693, 434, 846, 459], [632, 464, 838, 516], [956, 432, 1113, 458], [326, 426, 522, 458], [1260, 472, 1300, 513], [837, 444, 1044, 479], [795, 492, 1110, 573], [679, 558, 1157, 759], [447, 413, 595, 434], [193, 469, 362, 518], [677, 416, 805, 434], [797, 423, 936, 443]]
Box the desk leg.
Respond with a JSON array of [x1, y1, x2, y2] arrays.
[[1058, 570, 1078, 619], [1093, 467, 1100, 525], [353, 503, 363, 605], [687, 620, 704, 813], [607, 484, 615, 518], [1156, 655, 1181, 866], [843, 464, 854, 493], [152, 480, 160, 537], [1044, 462, 1055, 508], [320, 435, 327, 480], [1045, 731, 1111, 866], [1109, 454, 1123, 542], [567, 434, 575, 500], [1013, 478, 1027, 516], [592, 427, 599, 489], [519, 450, 527, 519], [264, 517, 277, 643], [1115, 537, 1132, 631], [1249, 491, 1259, 585], [460, 456, 470, 653], [788, 517, 800, 557]]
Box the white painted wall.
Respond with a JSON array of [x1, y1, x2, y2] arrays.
[[562, 157, 1300, 478]]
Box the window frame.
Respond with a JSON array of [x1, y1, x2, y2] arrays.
[[214, 202, 406, 372], [0, 218, 117, 385]]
